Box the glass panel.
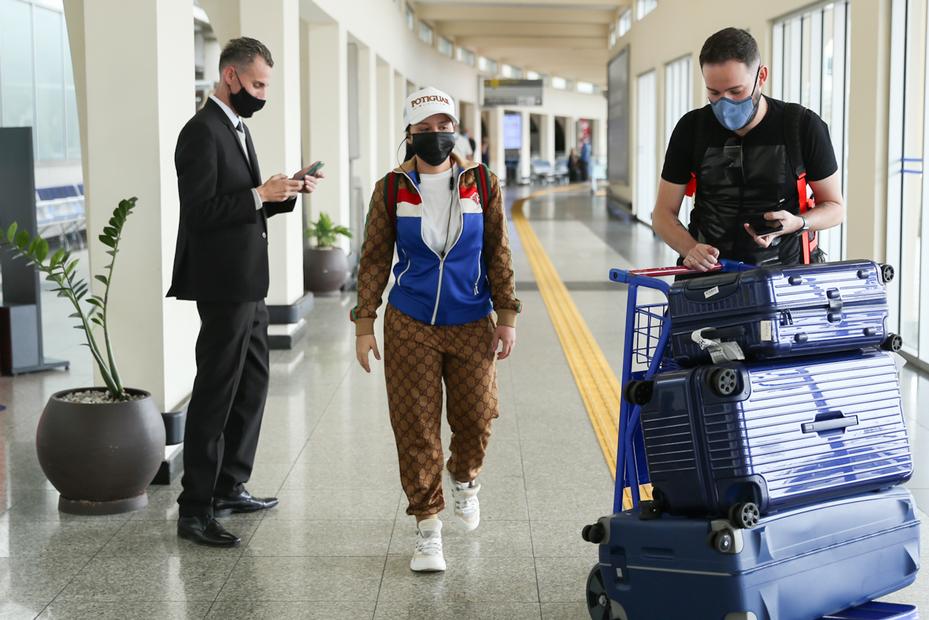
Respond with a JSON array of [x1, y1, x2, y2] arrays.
[[62, 19, 80, 160], [0, 0, 35, 130], [35, 6, 65, 160]]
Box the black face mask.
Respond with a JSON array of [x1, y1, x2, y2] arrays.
[[230, 72, 266, 118], [411, 132, 457, 166]]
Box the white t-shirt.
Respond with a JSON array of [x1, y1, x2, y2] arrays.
[[418, 168, 461, 257]]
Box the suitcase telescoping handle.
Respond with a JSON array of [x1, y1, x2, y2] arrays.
[[609, 259, 752, 290]]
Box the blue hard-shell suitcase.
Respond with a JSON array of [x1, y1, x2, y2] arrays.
[[633, 349, 911, 526], [584, 488, 920, 620], [667, 260, 900, 366], [822, 601, 918, 619]]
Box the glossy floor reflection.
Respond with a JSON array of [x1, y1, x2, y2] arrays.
[[0, 186, 928, 619]]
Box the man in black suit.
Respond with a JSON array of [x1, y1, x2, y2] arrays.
[[168, 37, 322, 547]]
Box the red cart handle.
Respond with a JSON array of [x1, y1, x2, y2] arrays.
[[628, 259, 752, 278]]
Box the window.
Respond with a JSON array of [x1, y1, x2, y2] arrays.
[[501, 64, 523, 78], [526, 71, 540, 80], [635, 70, 658, 223], [418, 21, 433, 46], [772, 1, 850, 261], [0, 0, 80, 162], [665, 55, 693, 226], [405, 3, 414, 30], [618, 9, 632, 36], [456, 47, 476, 66], [478, 56, 498, 74], [577, 81, 595, 94], [437, 36, 453, 57], [635, 0, 656, 21], [609, 28, 617, 49], [886, 0, 929, 361], [552, 76, 567, 90]]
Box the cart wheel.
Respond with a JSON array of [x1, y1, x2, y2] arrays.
[[623, 380, 653, 406], [882, 333, 903, 352], [586, 565, 614, 620], [712, 530, 735, 554], [729, 502, 760, 529], [880, 263, 896, 283], [710, 368, 740, 397]]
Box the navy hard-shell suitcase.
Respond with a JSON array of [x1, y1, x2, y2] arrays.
[[629, 349, 912, 527], [583, 488, 920, 620], [822, 602, 918, 619], [667, 260, 900, 366]]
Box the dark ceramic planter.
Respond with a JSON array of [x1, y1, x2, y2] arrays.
[[304, 246, 349, 294], [37, 388, 165, 515]]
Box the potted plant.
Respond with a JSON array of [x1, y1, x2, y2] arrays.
[[2, 197, 165, 515], [304, 211, 352, 294]]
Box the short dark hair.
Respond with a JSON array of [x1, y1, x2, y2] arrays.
[[219, 37, 274, 71], [699, 28, 760, 68]]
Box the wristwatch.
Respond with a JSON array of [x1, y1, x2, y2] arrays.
[[799, 216, 809, 232]]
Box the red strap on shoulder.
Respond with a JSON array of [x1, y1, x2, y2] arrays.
[[685, 172, 697, 198], [796, 172, 812, 264], [477, 164, 489, 212]]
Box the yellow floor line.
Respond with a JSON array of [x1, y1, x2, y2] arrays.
[[511, 186, 652, 506]]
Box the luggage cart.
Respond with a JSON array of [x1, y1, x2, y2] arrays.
[[608, 260, 751, 513]]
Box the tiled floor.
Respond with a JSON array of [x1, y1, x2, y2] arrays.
[[1, 186, 928, 619]]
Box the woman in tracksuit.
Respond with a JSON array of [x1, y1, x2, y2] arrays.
[[351, 87, 520, 572]]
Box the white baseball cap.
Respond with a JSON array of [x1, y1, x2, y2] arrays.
[[403, 87, 459, 127]]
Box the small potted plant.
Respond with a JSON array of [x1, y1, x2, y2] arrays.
[[304, 211, 352, 294], [2, 197, 165, 515]]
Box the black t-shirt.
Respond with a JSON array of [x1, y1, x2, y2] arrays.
[[661, 96, 838, 186]]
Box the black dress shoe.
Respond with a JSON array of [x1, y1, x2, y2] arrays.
[[177, 516, 241, 547], [213, 489, 279, 516]]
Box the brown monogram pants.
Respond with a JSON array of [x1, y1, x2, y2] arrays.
[[384, 304, 499, 517]]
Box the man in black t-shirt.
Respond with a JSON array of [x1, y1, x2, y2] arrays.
[[652, 27, 846, 270]]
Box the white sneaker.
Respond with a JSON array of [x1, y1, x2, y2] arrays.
[[410, 518, 446, 572], [448, 473, 481, 532]]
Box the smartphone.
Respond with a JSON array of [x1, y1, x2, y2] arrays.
[[294, 161, 324, 179], [747, 214, 783, 234]]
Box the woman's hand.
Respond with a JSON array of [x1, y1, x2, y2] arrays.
[[356, 335, 381, 373], [492, 326, 516, 360], [744, 210, 804, 248]]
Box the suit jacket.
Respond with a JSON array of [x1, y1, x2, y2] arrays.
[[167, 98, 296, 302]]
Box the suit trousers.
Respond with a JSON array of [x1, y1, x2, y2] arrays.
[[177, 300, 269, 517]]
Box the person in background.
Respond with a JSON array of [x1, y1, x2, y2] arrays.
[[454, 126, 475, 162], [481, 135, 491, 168], [568, 148, 580, 183], [579, 136, 592, 181], [351, 87, 520, 573]]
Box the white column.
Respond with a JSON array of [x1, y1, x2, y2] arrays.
[[64, 0, 197, 411], [394, 70, 407, 161], [356, 43, 379, 200], [592, 117, 607, 159], [519, 109, 531, 184], [487, 106, 506, 182], [376, 58, 396, 173], [238, 0, 304, 309], [306, 21, 350, 246], [540, 113, 556, 165], [469, 102, 483, 164], [564, 116, 578, 156]]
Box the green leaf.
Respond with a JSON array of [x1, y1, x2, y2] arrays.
[[90, 316, 104, 327], [86, 298, 104, 308], [65, 259, 79, 275], [99, 235, 116, 248], [35, 238, 49, 263], [68, 312, 81, 319], [49, 248, 67, 267], [95, 275, 109, 286], [6, 222, 17, 243], [103, 227, 117, 239], [15, 229, 30, 251]]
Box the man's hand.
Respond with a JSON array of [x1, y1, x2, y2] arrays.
[[492, 325, 516, 360], [356, 334, 381, 373], [744, 210, 804, 248], [682, 243, 720, 271], [257, 174, 303, 203], [293, 162, 326, 194]]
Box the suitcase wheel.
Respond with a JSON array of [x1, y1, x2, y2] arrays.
[[624, 380, 654, 406], [582, 522, 607, 544], [880, 263, 896, 283], [882, 333, 903, 352], [710, 368, 741, 397], [712, 530, 735, 554], [729, 502, 760, 529], [586, 564, 618, 620]]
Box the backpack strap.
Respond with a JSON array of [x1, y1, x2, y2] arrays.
[[474, 163, 490, 214], [784, 102, 817, 264], [384, 171, 399, 226], [685, 108, 711, 198]]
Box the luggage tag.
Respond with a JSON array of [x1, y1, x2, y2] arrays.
[[691, 329, 746, 363]]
